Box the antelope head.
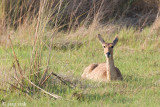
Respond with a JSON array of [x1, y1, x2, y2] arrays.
[[98, 34, 118, 58]]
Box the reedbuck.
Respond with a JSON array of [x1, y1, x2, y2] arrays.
[[81, 34, 123, 82]]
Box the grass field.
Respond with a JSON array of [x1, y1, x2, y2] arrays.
[[0, 27, 160, 107]]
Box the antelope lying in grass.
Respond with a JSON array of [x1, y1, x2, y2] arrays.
[[81, 34, 123, 82]]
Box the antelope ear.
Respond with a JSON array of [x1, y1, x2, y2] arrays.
[[112, 36, 118, 46], [98, 34, 105, 44]]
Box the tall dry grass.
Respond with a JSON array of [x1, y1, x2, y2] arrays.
[[1, 0, 160, 46], [1, 0, 160, 32]]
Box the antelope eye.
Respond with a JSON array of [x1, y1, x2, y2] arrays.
[[111, 46, 114, 48], [103, 46, 106, 48]]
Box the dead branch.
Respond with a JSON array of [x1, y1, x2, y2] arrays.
[[40, 72, 53, 86], [7, 82, 28, 94], [11, 76, 24, 88], [25, 77, 62, 99], [8, 35, 24, 83], [39, 32, 55, 86], [51, 72, 75, 89], [39, 37, 53, 85]]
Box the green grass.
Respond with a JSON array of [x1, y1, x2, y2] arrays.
[[0, 32, 160, 107]]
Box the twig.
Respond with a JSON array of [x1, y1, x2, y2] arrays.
[[11, 76, 23, 88], [40, 72, 53, 86], [8, 35, 24, 83], [39, 32, 55, 86], [25, 77, 62, 99], [51, 72, 75, 89], [12, 63, 21, 84], [40, 71, 76, 89], [7, 82, 28, 94]]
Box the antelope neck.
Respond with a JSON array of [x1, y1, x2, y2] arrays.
[[106, 57, 114, 70], [106, 57, 115, 80]]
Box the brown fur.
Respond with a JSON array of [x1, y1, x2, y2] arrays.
[[81, 34, 123, 82]]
